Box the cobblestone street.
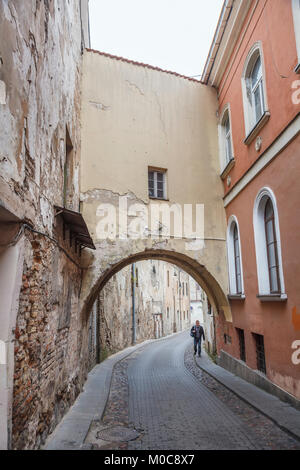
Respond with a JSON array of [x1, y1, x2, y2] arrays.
[[86, 332, 300, 451]]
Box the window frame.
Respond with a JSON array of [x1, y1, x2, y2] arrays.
[[218, 104, 235, 175], [148, 168, 167, 200], [227, 216, 245, 297], [253, 187, 286, 299], [264, 200, 281, 294], [253, 333, 266, 374], [236, 328, 246, 362], [241, 42, 269, 139]]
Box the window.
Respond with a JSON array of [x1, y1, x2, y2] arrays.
[[264, 199, 280, 293], [227, 217, 244, 296], [236, 328, 246, 362], [167, 307, 169, 319], [224, 334, 232, 344], [253, 188, 286, 298], [242, 44, 269, 139], [250, 56, 264, 125], [253, 333, 266, 374], [167, 270, 170, 287], [233, 224, 242, 294], [223, 111, 233, 164], [148, 169, 167, 199], [219, 105, 234, 173]]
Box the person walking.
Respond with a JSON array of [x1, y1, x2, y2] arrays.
[[190, 320, 205, 357]]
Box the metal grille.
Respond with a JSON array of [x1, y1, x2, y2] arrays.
[[253, 333, 266, 374], [236, 328, 246, 362]]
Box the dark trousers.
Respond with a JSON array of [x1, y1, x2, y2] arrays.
[[194, 338, 202, 355]]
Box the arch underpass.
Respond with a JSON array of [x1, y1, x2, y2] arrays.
[[79, 48, 232, 362], [80, 247, 231, 325]]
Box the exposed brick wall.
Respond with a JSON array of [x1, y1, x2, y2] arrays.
[[12, 231, 85, 449]]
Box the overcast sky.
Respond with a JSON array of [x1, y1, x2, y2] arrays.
[[89, 0, 224, 79]]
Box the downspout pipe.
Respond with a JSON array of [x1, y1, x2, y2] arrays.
[[132, 263, 136, 345]]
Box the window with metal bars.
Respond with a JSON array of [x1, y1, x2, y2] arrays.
[[148, 169, 167, 199], [236, 328, 246, 362], [264, 199, 281, 293], [253, 333, 266, 374]]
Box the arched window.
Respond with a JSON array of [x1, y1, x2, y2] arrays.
[[253, 188, 286, 298], [264, 199, 280, 293], [233, 224, 242, 294], [227, 217, 244, 296], [242, 44, 269, 138]]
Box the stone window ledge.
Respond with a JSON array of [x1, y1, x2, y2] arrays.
[[220, 158, 235, 180], [295, 63, 300, 74], [244, 111, 270, 146], [257, 293, 287, 302], [228, 294, 245, 300]]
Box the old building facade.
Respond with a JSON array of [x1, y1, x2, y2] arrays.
[[0, 0, 91, 450], [203, 0, 300, 401]]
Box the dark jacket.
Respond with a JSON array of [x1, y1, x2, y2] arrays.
[[190, 325, 205, 341]]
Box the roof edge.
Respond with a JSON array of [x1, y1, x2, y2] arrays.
[[86, 48, 204, 84]]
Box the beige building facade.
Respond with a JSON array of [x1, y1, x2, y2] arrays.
[[79, 49, 231, 328]]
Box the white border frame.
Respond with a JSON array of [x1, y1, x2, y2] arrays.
[[227, 215, 245, 296], [253, 187, 286, 296], [241, 42, 269, 137]]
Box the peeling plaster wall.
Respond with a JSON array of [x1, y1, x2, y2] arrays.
[[0, 0, 89, 449]]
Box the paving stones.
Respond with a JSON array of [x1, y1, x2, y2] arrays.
[[184, 343, 300, 450], [125, 333, 300, 450]]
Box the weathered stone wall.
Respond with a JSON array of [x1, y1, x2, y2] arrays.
[[94, 261, 191, 359], [0, 0, 90, 450]]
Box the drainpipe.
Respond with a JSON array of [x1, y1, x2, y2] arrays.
[[96, 295, 101, 363], [131, 263, 136, 345]]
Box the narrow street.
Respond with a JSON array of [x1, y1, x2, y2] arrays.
[[81, 332, 300, 451]]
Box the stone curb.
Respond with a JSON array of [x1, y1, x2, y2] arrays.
[[44, 330, 186, 450], [193, 351, 300, 442]]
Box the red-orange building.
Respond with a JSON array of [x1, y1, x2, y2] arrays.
[[203, 0, 300, 402]]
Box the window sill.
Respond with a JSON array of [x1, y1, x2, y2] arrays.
[[295, 63, 300, 74], [149, 196, 169, 201], [244, 111, 271, 146], [220, 158, 235, 180], [257, 293, 287, 302], [228, 294, 245, 300]]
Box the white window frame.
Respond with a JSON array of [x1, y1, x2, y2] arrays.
[[292, 0, 300, 69], [253, 187, 286, 298], [227, 215, 245, 296], [148, 169, 167, 200], [218, 104, 235, 173], [241, 42, 269, 137]]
